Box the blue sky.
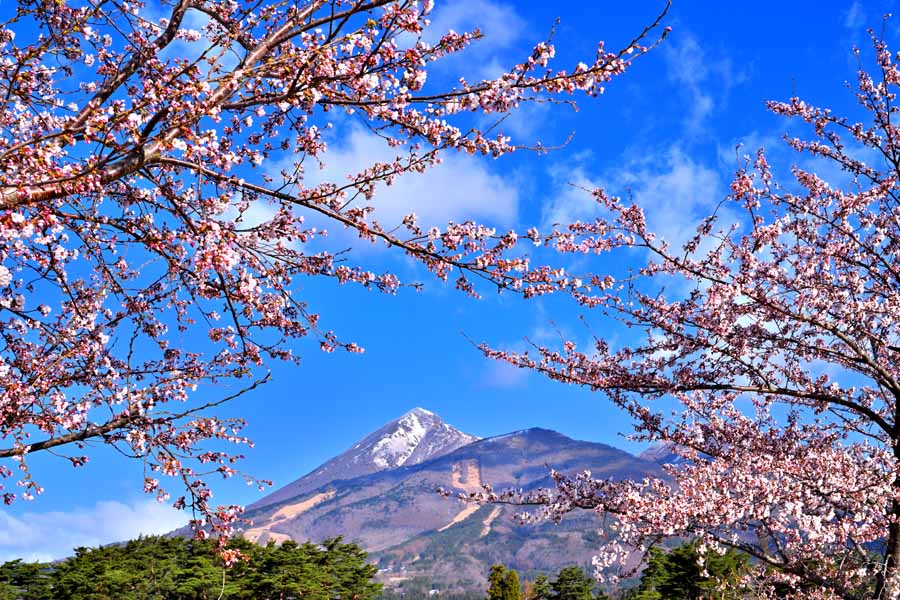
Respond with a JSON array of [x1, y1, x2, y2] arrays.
[[0, 0, 889, 561]]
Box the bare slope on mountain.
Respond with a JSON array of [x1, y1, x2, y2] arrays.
[[249, 407, 478, 511], [239, 427, 663, 588]]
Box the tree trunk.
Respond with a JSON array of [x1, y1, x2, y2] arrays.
[[877, 479, 900, 598]]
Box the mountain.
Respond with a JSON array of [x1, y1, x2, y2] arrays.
[[237, 414, 664, 591], [249, 407, 478, 511], [639, 444, 682, 465], [639, 443, 699, 468]]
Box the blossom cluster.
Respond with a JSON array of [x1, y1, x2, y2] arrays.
[[0, 0, 667, 548], [473, 30, 900, 598]]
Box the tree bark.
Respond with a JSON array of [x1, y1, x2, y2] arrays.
[[876, 472, 900, 598]]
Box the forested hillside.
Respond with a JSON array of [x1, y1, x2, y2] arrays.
[[0, 536, 380, 600]]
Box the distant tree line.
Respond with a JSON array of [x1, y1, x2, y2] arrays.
[[485, 542, 750, 600], [0, 536, 381, 600], [487, 564, 606, 600], [0, 537, 797, 599]]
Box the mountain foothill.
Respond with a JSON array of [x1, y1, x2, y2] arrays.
[[233, 408, 668, 590]]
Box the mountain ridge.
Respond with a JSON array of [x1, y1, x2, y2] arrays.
[[249, 407, 478, 511], [235, 412, 664, 589]]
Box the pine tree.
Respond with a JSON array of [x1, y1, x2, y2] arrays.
[[0, 560, 52, 600], [486, 565, 527, 600], [0, 535, 382, 599], [626, 542, 749, 599], [528, 574, 552, 600], [503, 569, 522, 600], [487, 565, 508, 600], [551, 567, 595, 600]]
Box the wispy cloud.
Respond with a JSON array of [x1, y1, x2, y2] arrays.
[[481, 360, 530, 389], [426, 0, 527, 81], [0, 500, 187, 562], [541, 155, 603, 228], [844, 1, 866, 32], [543, 147, 725, 251], [721, 126, 887, 193], [143, 3, 238, 73], [622, 148, 724, 248], [717, 131, 782, 171], [663, 31, 749, 133], [428, 0, 524, 49], [840, 1, 876, 52], [307, 126, 520, 232], [478, 312, 600, 390], [491, 101, 554, 140]]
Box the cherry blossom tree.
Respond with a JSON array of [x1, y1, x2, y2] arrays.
[[475, 26, 900, 600], [0, 0, 671, 558]]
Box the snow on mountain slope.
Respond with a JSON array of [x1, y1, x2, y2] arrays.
[[638, 442, 694, 466], [371, 409, 430, 468], [248, 408, 478, 510]]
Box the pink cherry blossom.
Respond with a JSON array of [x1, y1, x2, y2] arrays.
[[472, 24, 900, 599], [0, 0, 669, 552]]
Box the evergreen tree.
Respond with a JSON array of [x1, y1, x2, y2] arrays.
[[486, 565, 527, 600], [528, 574, 552, 600], [487, 565, 508, 600], [626, 542, 749, 599], [0, 535, 382, 600], [550, 567, 595, 600], [0, 559, 52, 600], [503, 569, 522, 600]]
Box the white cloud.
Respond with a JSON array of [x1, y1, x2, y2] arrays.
[[721, 129, 888, 194], [664, 34, 713, 131], [307, 126, 519, 231], [486, 101, 555, 143], [621, 148, 724, 248], [543, 147, 726, 251], [542, 177, 602, 228], [426, 0, 526, 81], [663, 31, 748, 132], [0, 499, 187, 562], [427, 0, 523, 49], [479, 315, 598, 390], [137, 2, 241, 76], [226, 127, 520, 258], [844, 2, 866, 31], [541, 158, 603, 227], [481, 360, 530, 389], [717, 131, 782, 171]]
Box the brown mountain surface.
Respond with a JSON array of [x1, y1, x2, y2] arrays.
[[249, 408, 478, 512], [238, 424, 663, 590]]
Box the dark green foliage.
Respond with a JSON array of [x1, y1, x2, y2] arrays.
[[486, 565, 525, 600], [0, 560, 52, 600], [493, 566, 602, 600], [550, 567, 595, 600], [526, 574, 551, 600], [625, 541, 749, 599], [503, 570, 522, 600], [0, 535, 381, 600], [487, 565, 509, 600], [376, 575, 483, 600]]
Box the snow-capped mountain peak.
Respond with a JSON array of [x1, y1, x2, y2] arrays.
[[248, 408, 478, 510], [405, 407, 434, 417], [372, 410, 428, 468], [370, 407, 476, 469]]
